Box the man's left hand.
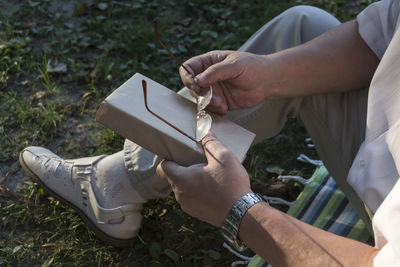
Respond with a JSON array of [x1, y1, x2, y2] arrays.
[[156, 132, 252, 227]]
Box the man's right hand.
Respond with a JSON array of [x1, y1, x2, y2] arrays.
[[179, 50, 271, 115]]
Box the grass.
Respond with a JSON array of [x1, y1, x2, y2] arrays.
[[0, 0, 373, 266]]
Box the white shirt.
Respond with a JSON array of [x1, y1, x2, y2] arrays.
[[348, 0, 400, 265]]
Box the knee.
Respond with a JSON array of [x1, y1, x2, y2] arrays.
[[281, 5, 341, 42], [283, 5, 330, 20], [284, 5, 323, 16]]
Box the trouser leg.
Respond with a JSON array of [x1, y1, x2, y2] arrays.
[[123, 6, 371, 231], [299, 89, 372, 232]]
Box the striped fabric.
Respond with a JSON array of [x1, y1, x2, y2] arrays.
[[248, 166, 373, 267]]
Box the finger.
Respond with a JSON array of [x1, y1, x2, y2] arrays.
[[180, 51, 231, 92], [201, 132, 230, 164], [206, 93, 228, 115], [184, 50, 230, 73], [156, 160, 187, 187], [194, 56, 242, 88], [179, 64, 200, 92], [189, 89, 199, 99], [179, 55, 208, 90]]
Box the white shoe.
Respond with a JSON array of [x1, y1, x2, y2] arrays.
[[19, 146, 143, 247]]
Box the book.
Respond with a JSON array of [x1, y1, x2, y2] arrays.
[[96, 73, 256, 166]]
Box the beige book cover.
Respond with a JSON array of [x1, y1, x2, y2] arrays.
[[95, 73, 256, 166]]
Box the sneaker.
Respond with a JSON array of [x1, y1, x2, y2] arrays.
[[19, 146, 143, 247]]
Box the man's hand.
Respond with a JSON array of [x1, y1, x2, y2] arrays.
[[156, 132, 252, 227], [179, 21, 379, 117], [179, 51, 271, 115]]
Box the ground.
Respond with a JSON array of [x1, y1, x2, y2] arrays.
[[0, 0, 372, 266]]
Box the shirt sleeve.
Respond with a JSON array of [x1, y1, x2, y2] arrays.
[[357, 0, 400, 59]]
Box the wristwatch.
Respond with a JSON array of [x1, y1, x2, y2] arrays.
[[220, 192, 266, 251]]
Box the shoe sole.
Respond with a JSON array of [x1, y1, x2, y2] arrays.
[[19, 150, 135, 248]]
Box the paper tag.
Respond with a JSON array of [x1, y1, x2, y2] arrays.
[[195, 86, 213, 141]]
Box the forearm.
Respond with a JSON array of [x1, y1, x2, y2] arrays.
[[263, 20, 379, 99], [239, 202, 378, 267]]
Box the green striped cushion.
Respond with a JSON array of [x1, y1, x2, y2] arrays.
[[248, 166, 373, 267]]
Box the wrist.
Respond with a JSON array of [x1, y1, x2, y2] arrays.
[[238, 200, 271, 240], [219, 189, 252, 226], [258, 54, 280, 99], [220, 192, 267, 251]]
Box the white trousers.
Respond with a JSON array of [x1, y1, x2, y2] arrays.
[[123, 6, 372, 231]]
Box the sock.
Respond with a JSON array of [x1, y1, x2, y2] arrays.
[[91, 151, 146, 209]]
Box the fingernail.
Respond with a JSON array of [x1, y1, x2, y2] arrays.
[[206, 131, 215, 138], [191, 84, 200, 91], [201, 132, 210, 143], [194, 74, 204, 84]]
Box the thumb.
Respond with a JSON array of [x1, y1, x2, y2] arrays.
[[156, 160, 187, 186], [201, 132, 229, 164], [194, 58, 241, 87]]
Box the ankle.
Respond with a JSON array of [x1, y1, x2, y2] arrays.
[[91, 151, 146, 209]]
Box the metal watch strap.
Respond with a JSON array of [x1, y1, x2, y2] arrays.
[[220, 192, 265, 252]]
